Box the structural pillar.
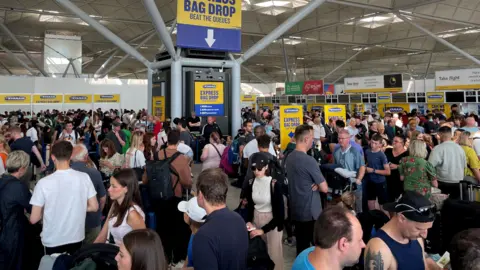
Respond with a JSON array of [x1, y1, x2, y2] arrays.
[[147, 68, 153, 114], [170, 60, 182, 119], [231, 60, 241, 137]]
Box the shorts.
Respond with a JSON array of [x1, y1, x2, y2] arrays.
[[366, 180, 388, 205]]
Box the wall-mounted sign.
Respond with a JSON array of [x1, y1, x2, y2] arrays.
[[94, 94, 120, 103], [33, 94, 63, 104], [152, 96, 165, 122], [241, 94, 256, 102], [194, 81, 224, 116], [426, 92, 445, 103], [279, 105, 302, 150], [435, 68, 480, 90], [285, 80, 324, 95], [377, 93, 392, 103], [64, 94, 92, 104], [345, 74, 403, 93], [378, 103, 411, 116], [324, 84, 334, 95], [324, 105, 346, 121], [0, 94, 31, 104]]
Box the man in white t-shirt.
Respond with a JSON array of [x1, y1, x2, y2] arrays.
[[58, 121, 79, 145], [243, 126, 276, 159], [30, 141, 98, 255]]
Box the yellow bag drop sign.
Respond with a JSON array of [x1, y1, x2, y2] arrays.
[[33, 94, 63, 103], [65, 94, 92, 104], [0, 94, 31, 104], [177, 0, 242, 29], [280, 105, 303, 150], [324, 105, 346, 121], [152, 96, 165, 122], [94, 94, 120, 103]]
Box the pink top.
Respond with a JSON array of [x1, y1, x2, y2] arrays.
[[201, 143, 226, 171]]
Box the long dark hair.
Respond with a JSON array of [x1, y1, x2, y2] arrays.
[[123, 229, 167, 270], [143, 132, 156, 161], [109, 169, 143, 227]]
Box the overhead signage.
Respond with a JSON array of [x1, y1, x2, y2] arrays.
[[324, 84, 335, 95], [176, 0, 242, 51], [285, 80, 324, 95], [64, 94, 92, 104], [427, 104, 451, 117], [378, 103, 410, 117], [345, 74, 403, 93], [324, 105, 346, 121], [377, 93, 392, 104], [241, 94, 256, 102], [279, 105, 303, 150], [94, 94, 120, 103], [0, 94, 31, 104], [152, 96, 166, 122], [435, 68, 480, 90], [33, 94, 63, 104], [426, 92, 445, 103], [194, 81, 225, 116]]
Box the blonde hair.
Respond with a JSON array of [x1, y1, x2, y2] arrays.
[[6, 150, 30, 173], [0, 134, 11, 153], [408, 140, 427, 159], [458, 132, 472, 147], [338, 191, 355, 211], [129, 131, 144, 150]]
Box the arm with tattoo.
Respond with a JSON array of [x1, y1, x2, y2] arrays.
[[364, 238, 392, 270]]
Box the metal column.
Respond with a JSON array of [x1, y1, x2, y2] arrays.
[[94, 50, 119, 76], [0, 44, 36, 75], [322, 49, 365, 80], [56, 0, 151, 68], [147, 68, 153, 114], [396, 13, 480, 66], [0, 60, 13, 75], [281, 38, 290, 82], [424, 52, 433, 79], [231, 58, 241, 137], [0, 23, 49, 77], [238, 0, 327, 64], [100, 33, 156, 78], [143, 0, 178, 60], [170, 60, 182, 119]]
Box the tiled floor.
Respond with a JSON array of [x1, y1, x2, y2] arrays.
[[192, 164, 296, 269]]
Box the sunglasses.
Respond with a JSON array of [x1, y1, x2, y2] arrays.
[[396, 203, 436, 217], [251, 166, 265, 172]]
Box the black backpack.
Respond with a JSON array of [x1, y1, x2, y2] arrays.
[[146, 149, 182, 201], [0, 178, 13, 234], [72, 243, 119, 269], [247, 236, 275, 270], [268, 156, 287, 195]]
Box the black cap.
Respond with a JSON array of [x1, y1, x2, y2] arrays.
[[251, 154, 269, 171], [383, 191, 436, 223]]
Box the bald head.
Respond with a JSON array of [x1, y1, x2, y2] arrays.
[[71, 144, 88, 162]]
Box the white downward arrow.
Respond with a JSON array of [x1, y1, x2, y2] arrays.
[[205, 29, 216, 48]]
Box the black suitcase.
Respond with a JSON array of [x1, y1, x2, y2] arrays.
[[441, 198, 480, 251]]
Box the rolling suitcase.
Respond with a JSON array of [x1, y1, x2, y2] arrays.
[[459, 180, 480, 202], [441, 198, 480, 252]]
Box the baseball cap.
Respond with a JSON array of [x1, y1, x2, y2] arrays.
[[112, 121, 121, 127], [383, 191, 436, 223], [251, 153, 269, 171], [177, 197, 207, 223]]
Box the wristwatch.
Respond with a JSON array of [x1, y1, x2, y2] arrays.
[[373, 169, 376, 173]]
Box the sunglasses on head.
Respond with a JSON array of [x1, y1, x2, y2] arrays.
[[396, 203, 436, 217]]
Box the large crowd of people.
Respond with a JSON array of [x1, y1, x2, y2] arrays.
[[0, 105, 478, 270]]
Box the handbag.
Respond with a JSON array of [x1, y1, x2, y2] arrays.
[[211, 144, 222, 159]]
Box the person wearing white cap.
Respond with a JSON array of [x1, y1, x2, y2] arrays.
[[178, 197, 206, 268]]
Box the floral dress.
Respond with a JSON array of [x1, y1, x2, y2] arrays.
[[398, 156, 437, 198]]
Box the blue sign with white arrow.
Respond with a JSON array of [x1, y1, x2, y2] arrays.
[[177, 24, 241, 52]]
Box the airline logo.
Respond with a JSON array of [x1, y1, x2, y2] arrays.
[[284, 108, 299, 113], [328, 107, 342, 112], [40, 95, 57, 99], [378, 95, 390, 100], [5, 96, 26, 101], [427, 95, 443, 99], [69, 96, 88, 100], [388, 107, 404, 113], [100, 95, 114, 99]]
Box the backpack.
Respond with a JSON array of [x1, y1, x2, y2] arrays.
[[145, 150, 182, 201], [220, 144, 235, 175], [228, 136, 243, 165], [267, 156, 287, 195], [0, 178, 13, 233], [72, 243, 119, 270], [247, 236, 275, 270]]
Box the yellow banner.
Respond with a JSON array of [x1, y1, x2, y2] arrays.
[[378, 103, 410, 116], [427, 104, 451, 117], [94, 94, 120, 103], [241, 94, 256, 102], [177, 0, 242, 29], [345, 87, 402, 93], [64, 94, 92, 104], [152, 96, 166, 122], [0, 94, 31, 104], [377, 93, 392, 103], [307, 104, 324, 112], [436, 84, 480, 90], [194, 81, 224, 105], [280, 105, 303, 150], [426, 92, 445, 103], [324, 105, 346, 121], [33, 94, 63, 104]]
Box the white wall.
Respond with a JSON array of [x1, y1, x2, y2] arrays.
[[0, 76, 147, 113], [334, 79, 436, 94]]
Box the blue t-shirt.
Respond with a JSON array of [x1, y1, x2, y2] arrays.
[[187, 234, 194, 267], [292, 247, 315, 270], [366, 149, 388, 183]]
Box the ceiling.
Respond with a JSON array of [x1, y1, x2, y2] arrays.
[[0, 0, 479, 84]]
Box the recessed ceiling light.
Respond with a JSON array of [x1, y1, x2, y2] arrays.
[[255, 1, 290, 7], [297, 57, 304, 60], [455, 57, 462, 60], [256, 64, 264, 66]]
